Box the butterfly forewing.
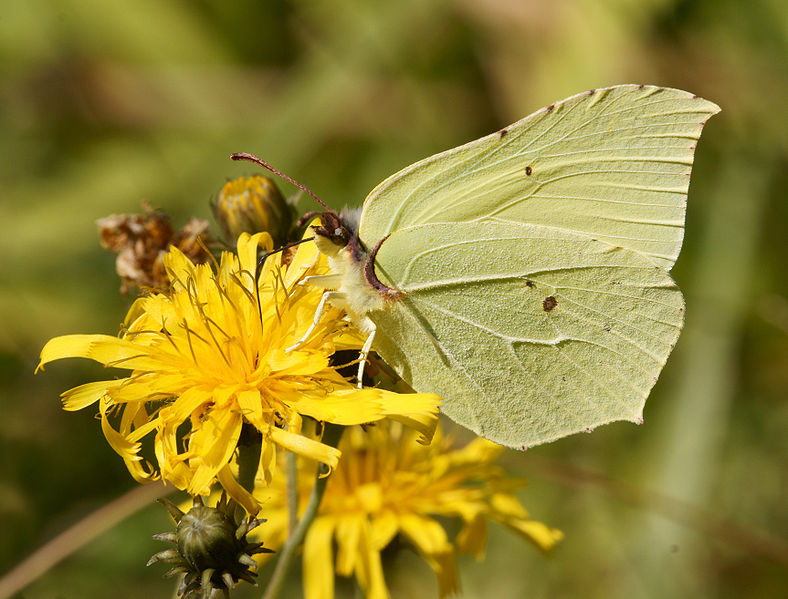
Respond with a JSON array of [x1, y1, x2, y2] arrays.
[[359, 85, 720, 271]]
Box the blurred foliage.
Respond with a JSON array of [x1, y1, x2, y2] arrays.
[[1, 0, 786, 598]]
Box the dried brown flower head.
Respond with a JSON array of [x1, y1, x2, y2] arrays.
[[97, 203, 214, 293]]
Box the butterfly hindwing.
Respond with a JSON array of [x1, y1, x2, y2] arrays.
[[369, 220, 684, 448]]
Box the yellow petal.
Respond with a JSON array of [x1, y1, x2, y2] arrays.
[[335, 515, 363, 576], [398, 514, 458, 598], [291, 391, 383, 424], [293, 389, 440, 444], [284, 228, 322, 287], [268, 427, 341, 471], [398, 514, 451, 555], [88, 337, 162, 370], [237, 232, 273, 277], [118, 400, 150, 438], [431, 552, 459, 599], [449, 437, 503, 466], [162, 245, 196, 289], [38, 334, 127, 370], [60, 380, 122, 411], [154, 424, 193, 489], [122, 296, 148, 327], [158, 387, 212, 427], [303, 517, 336, 599], [356, 483, 383, 514], [258, 436, 277, 485], [99, 397, 142, 465], [236, 388, 264, 427], [503, 517, 564, 551], [371, 390, 441, 444], [187, 408, 243, 495], [489, 492, 528, 519], [369, 511, 398, 551], [455, 514, 488, 559], [354, 520, 389, 599], [216, 465, 260, 516], [109, 373, 186, 404], [267, 348, 329, 376], [126, 415, 162, 444]]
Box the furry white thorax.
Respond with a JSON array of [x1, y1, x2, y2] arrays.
[[312, 233, 385, 335]]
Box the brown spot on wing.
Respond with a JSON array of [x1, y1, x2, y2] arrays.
[[543, 296, 558, 312], [525, 165, 533, 176]]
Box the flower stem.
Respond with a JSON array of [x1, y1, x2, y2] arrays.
[[286, 451, 298, 534], [261, 423, 343, 599], [238, 424, 263, 494]]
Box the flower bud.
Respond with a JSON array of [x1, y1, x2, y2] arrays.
[[214, 176, 295, 246], [148, 493, 272, 598]]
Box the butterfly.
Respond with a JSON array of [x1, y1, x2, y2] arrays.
[[234, 84, 719, 449]]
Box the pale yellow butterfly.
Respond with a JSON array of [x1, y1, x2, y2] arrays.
[[234, 84, 719, 449]]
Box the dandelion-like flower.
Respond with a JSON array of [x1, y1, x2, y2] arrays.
[[38, 233, 441, 511], [255, 421, 563, 599]]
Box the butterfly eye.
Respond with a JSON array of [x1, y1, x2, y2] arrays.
[[309, 212, 351, 249]]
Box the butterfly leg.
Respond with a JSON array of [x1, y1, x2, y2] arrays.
[[285, 290, 342, 353], [356, 318, 376, 389], [303, 273, 343, 290]]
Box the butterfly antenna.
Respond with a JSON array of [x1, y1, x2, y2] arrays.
[[231, 152, 332, 212]]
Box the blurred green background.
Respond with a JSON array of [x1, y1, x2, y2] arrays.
[[1, 0, 786, 598]]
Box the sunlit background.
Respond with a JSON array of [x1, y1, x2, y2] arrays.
[[1, 1, 786, 598]]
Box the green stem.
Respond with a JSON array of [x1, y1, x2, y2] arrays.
[[261, 423, 343, 599], [286, 451, 299, 535], [237, 425, 262, 494]]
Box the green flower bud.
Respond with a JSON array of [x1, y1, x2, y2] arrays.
[[148, 493, 273, 598]]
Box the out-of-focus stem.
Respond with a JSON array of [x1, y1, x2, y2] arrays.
[[261, 423, 343, 599]]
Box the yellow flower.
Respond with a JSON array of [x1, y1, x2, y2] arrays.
[[255, 421, 563, 599], [38, 233, 440, 512]]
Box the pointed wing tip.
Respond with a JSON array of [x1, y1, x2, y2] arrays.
[[685, 90, 721, 116], [606, 83, 721, 117], [695, 96, 722, 121]]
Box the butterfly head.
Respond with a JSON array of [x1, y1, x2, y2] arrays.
[[312, 207, 369, 265], [230, 152, 398, 298], [230, 152, 362, 257], [310, 210, 353, 257]]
